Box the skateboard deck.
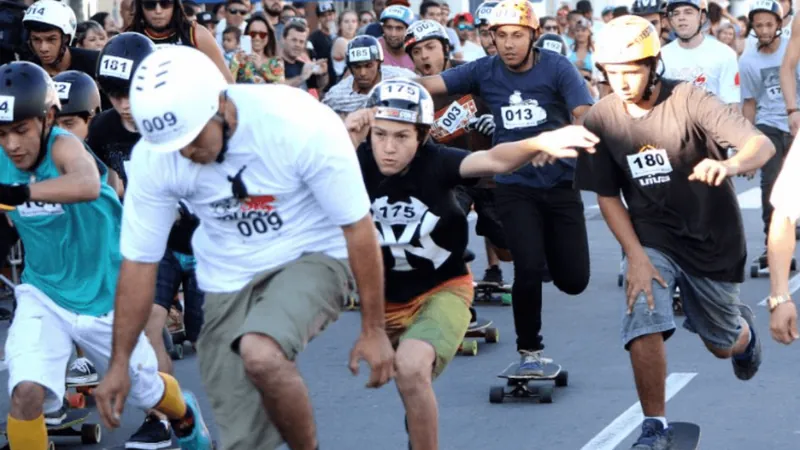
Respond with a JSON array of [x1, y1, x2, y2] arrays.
[[670, 421, 701, 450], [459, 319, 499, 356], [0, 409, 101, 446], [490, 361, 568, 404], [473, 282, 512, 306]]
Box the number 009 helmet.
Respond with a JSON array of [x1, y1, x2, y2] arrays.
[[96, 32, 156, 97], [366, 79, 434, 126]]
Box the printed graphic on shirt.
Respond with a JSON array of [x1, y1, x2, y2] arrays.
[[209, 195, 284, 238], [16, 201, 64, 217], [431, 95, 478, 143], [761, 66, 782, 101], [626, 144, 673, 187], [500, 90, 547, 130], [372, 195, 451, 271]]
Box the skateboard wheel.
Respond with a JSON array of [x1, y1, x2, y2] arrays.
[[750, 264, 759, 278], [67, 392, 85, 409], [555, 371, 568, 388], [538, 386, 554, 403], [485, 328, 499, 344], [460, 340, 477, 356], [489, 386, 505, 404], [81, 423, 102, 444], [500, 293, 512, 306]]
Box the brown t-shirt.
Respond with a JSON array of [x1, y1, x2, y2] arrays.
[[574, 79, 760, 283]]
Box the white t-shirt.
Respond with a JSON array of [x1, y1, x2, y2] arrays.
[[771, 133, 800, 221], [120, 84, 371, 293], [661, 36, 741, 104]]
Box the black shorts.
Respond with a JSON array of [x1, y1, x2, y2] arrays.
[[454, 186, 507, 250]]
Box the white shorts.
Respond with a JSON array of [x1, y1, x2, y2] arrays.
[[6, 284, 164, 414]]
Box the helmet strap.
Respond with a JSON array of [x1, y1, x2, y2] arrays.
[[641, 56, 663, 102], [31, 113, 53, 173], [757, 28, 782, 51]]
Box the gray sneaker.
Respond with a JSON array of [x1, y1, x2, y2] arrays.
[[631, 419, 673, 449], [44, 398, 67, 426], [66, 357, 99, 385], [517, 350, 553, 376], [732, 304, 761, 381]]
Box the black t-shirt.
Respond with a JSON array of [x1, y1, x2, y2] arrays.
[[284, 59, 318, 91], [67, 47, 111, 111], [357, 140, 476, 303], [308, 29, 332, 60], [574, 79, 760, 282], [86, 108, 140, 186]]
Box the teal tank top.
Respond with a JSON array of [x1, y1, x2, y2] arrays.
[[0, 127, 122, 316]]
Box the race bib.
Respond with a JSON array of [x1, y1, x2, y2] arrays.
[[431, 96, 477, 143], [380, 82, 420, 103], [348, 47, 372, 63], [98, 55, 134, 80], [0, 95, 14, 122], [53, 81, 71, 100], [626, 149, 672, 178], [17, 201, 64, 218], [500, 104, 546, 129], [766, 85, 782, 100]]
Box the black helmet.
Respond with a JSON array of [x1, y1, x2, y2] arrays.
[[52, 70, 101, 117], [345, 35, 384, 68], [632, 0, 665, 15], [96, 32, 156, 96], [535, 33, 568, 56], [0, 61, 58, 124], [366, 79, 434, 126]]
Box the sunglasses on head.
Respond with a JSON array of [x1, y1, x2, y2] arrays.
[[142, 0, 173, 10], [227, 7, 248, 15], [248, 30, 268, 38]]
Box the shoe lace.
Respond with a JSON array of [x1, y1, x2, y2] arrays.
[[68, 358, 91, 373], [636, 420, 662, 444], [520, 350, 553, 364]]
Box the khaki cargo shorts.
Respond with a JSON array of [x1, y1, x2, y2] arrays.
[[196, 252, 353, 450]]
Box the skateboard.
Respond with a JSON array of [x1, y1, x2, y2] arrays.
[[750, 253, 797, 278], [670, 421, 701, 450], [0, 409, 101, 447], [473, 281, 512, 306], [458, 318, 499, 356], [489, 361, 568, 404], [66, 381, 99, 409]]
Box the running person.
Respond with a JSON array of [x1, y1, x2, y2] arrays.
[[96, 46, 394, 450], [576, 16, 774, 449], [0, 60, 211, 450], [345, 78, 599, 450], [740, 0, 798, 275], [416, 0, 594, 375]]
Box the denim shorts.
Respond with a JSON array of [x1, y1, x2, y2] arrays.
[[621, 247, 747, 350]]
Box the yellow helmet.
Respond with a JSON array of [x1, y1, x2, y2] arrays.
[[488, 0, 539, 30], [594, 15, 660, 65]]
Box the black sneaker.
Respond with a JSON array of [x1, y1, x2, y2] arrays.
[[482, 265, 503, 285], [125, 415, 172, 449], [44, 398, 67, 426], [631, 419, 673, 449]]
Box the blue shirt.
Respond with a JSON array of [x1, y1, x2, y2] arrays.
[[0, 127, 123, 316], [441, 50, 593, 188]]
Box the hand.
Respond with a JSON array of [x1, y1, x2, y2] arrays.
[[345, 108, 374, 143], [790, 111, 800, 136], [0, 184, 30, 206], [313, 59, 328, 75], [525, 125, 599, 162], [770, 301, 799, 344], [625, 255, 668, 315], [467, 114, 496, 136], [94, 361, 131, 429], [349, 328, 395, 388], [688, 158, 736, 186], [300, 62, 315, 80]]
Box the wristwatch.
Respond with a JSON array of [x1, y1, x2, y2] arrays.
[[768, 293, 792, 312]]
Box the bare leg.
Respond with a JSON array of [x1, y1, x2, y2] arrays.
[[10, 382, 45, 420], [395, 339, 438, 450], [629, 333, 667, 417], [144, 305, 172, 374], [485, 239, 499, 268]]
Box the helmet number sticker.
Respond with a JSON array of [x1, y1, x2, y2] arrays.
[[99, 55, 134, 80], [542, 40, 563, 53], [349, 47, 372, 62], [639, 0, 659, 7], [380, 83, 419, 103], [141, 112, 178, 135], [0, 96, 14, 122], [25, 7, 47, 17], [53, 82, 71, 100]]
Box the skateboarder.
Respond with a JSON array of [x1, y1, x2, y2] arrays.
[[344, 78, 599, 450], [98, 45, 394, 450], [575, 16, 774, 449], [0, 60, 211, 450]]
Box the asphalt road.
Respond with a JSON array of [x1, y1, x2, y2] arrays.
[[0, 177, 798, 450]]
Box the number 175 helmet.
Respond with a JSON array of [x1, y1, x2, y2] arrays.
[[96, 32, 156, 97]]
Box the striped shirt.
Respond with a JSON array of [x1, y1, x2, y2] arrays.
[[322, 65, 417, 115]]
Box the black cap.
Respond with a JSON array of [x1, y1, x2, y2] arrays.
[[197, 11, 219, 24]]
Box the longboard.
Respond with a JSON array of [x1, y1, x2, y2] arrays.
[[670, 421, 701, 450], [473, 281, 512, 306], [458, 318, 499, 356], [0, 409, 101, 446], [490, 361, 568, 404]]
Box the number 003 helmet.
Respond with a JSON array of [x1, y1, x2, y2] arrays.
[[366, 79, 434, 126], [594, 15, 661, 65]]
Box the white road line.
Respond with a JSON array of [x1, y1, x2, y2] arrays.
[[737, 187, 762, 210], [580, 372, 698, 450], [758, 272, 800, 307]]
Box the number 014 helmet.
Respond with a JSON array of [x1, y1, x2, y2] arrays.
[[367, 79, 434, 126]]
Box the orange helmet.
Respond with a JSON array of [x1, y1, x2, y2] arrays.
[[595, 15, 660, 65], [488, 0, 539, 30]]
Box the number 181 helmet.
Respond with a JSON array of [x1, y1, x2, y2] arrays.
[[96, 32, 156, 97]]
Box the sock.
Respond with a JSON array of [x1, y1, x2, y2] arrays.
[[8, 414, 48, 450], [645, 416, 668, 429], [154, 373, 187, 418]]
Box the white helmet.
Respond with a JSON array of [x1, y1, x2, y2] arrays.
[[23, 0, 77, 45], [130, 46, 227, 154]]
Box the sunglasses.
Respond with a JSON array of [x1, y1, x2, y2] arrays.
[[142, 0, 173, 10], [227, 7, 248, 15], [248, 30, 268, 39], [543, 25, 559, 31], [457, 23, 474, 31]]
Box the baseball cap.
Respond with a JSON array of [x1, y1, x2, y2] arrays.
[[197, 11, 219, 24]]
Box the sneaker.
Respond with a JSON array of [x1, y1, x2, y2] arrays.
[[517, 350, 552, 376], [176, 391, 213, 450], [44, 398, 67, 426], [66, 357, 99, 385], [126, 415, 172, 449], [732, 304, 762, 381], [631, 419, 673, 449], [482, 266, 503, 285]]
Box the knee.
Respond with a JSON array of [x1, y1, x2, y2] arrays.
[[394, 341, 434, 394], [11, 382, 45, 415], [239, 333, 292, 382], [553, 273, 589, 295]]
